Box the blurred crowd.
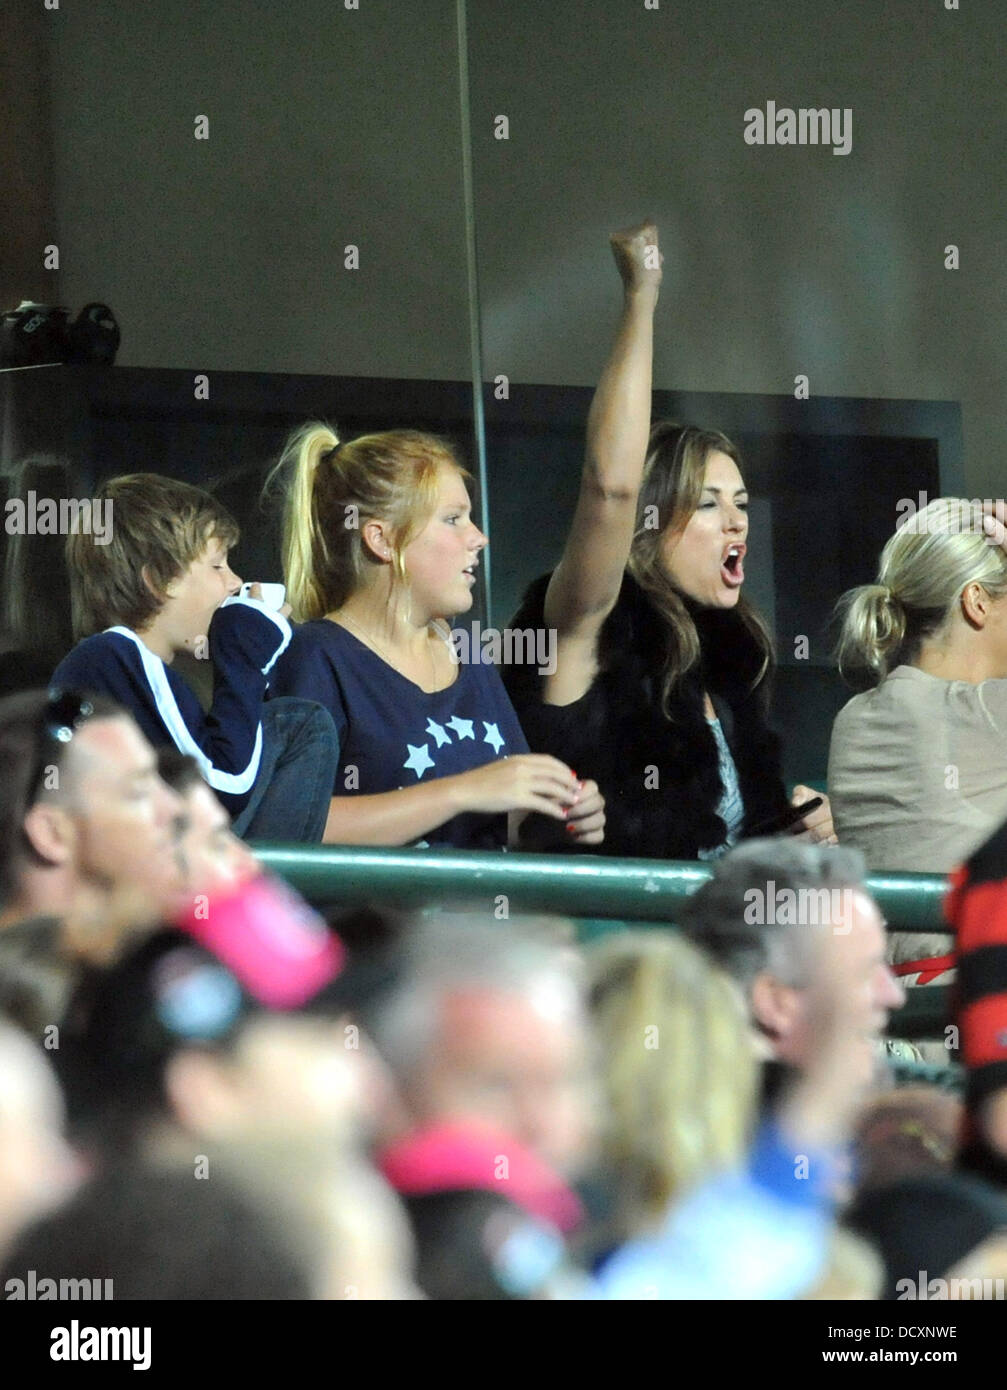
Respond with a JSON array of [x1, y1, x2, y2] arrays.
[[2, 686, 1005, 1301]]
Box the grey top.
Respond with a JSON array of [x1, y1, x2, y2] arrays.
[[828, 664, 1007, 874]]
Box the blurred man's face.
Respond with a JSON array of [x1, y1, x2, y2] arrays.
[[176, 781, 258, 897], [63, 719, 183, 898], [173, 1015, 370, 1147], [234, 1016, 370, 1141], [410, 979, 599, 1177], [191, 1025, 422, 1296], [760, 890, 905, 1066]]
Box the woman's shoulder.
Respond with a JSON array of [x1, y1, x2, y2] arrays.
[[830, 671, 899, 730], [282, 617, 360, 666], [856, 664, 1003, 714], [273, 617, 354, 689], [830, 666, 960, 745], [288, 617, 342, 644]]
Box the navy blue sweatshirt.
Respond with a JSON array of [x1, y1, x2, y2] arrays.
[[51, 596, 291, 819]]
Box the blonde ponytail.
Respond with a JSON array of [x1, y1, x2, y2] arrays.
[[265, 423, 339, 621], [835, 585, 906, 685]]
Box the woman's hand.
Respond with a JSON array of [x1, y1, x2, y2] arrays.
[[457, 754, 581, 820], [563, 778, 606, 845], [789, 785, 838, 845], [609, 221, 663, 302]]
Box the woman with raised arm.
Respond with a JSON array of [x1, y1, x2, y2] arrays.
[[505, 222, 834, 860], [266, 427, 604, 849]]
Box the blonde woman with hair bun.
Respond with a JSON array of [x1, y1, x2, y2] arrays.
[[828, 496, 1007, 986], [266, 424, 605, 849]]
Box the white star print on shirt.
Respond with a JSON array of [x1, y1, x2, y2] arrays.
[[447, 716, 474, 740], [403, 743, 436, 779], [426, 718, 451, 748], [482, 721, 505, 755]]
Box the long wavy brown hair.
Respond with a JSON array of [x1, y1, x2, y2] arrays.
[[627, 421, 774, 714]]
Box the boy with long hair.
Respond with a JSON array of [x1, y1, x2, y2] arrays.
[[53, 473, 338, 841]]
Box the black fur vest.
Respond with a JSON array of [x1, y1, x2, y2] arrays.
[[504, 572, 789, 859]]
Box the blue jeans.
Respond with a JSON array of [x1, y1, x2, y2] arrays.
[[231, 698, 338, 843]]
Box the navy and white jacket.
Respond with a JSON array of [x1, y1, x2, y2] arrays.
[[51, 596, 291, 819]]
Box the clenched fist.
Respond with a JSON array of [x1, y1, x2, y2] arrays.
[[609, 221, 663, 301]]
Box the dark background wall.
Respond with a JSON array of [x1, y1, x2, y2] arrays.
[[17, 0, 999, 498], [44, 0, 471, 380], [466, 0, 1003, 506], [0, 2, 59, 311]]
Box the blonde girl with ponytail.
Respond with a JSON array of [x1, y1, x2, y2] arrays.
[[267, 424, 605, 849], [829, 496, 1007, 986]]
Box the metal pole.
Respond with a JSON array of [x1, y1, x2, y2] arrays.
[[455, 0, 492, 624]]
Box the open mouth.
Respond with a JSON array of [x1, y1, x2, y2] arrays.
[[462, 562, 479, 584], [720, 544, 746, 588]]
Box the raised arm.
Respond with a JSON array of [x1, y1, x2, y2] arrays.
[[542, 222, 662, 705]]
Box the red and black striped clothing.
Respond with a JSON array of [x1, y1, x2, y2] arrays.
[[947, 819, 1007, 1184]]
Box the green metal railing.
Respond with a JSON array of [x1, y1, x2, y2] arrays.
[[254, 844, 952, 931]]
